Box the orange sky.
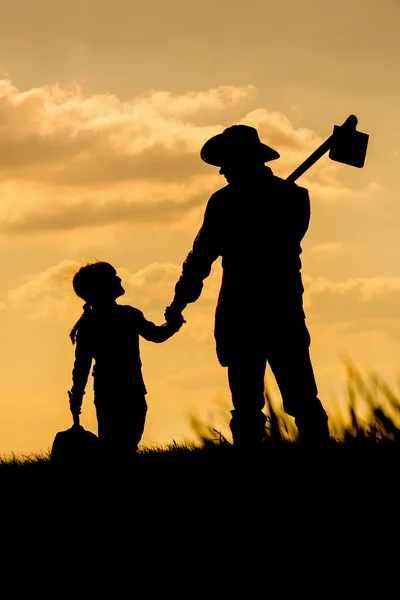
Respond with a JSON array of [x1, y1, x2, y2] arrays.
[[0, 0, 400, 456]]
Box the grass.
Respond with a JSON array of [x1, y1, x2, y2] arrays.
[[2, 359, 400, 482], [1, 358, 400, 539], [3, 359, 398, 587], [2, 364, 400, 581]]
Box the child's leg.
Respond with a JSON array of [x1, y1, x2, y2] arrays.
[[124, 395, 148, 453], [95, 393, 148, 461]]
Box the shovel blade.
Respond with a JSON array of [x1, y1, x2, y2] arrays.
[[329, 124, 369, 168]]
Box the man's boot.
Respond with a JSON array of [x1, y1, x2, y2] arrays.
[[229, 410, 267, 450], [295, 412, 330, 445]]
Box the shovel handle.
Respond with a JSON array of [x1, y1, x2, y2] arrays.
[[286, 115, 358, 183]]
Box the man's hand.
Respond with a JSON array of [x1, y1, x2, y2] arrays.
[[165, 303, 185, 324], [167, 312, 186, 333]]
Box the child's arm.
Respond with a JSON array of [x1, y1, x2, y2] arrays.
[[68, 329, 93, 418], [138, 311, 185, 343]]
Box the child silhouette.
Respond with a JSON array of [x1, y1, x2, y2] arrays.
[[68, 261, 184, 461]]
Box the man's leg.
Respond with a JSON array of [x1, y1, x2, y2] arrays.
[[227, 352, 268, 448], [267, 320, 329, 444]]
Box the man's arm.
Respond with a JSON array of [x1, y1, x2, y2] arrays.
[[166, 194, 221, 320]]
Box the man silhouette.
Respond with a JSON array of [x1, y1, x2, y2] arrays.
[[165, 125, 329, 447]]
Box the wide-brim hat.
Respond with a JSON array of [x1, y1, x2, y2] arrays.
[[200, 124, 280, 167]]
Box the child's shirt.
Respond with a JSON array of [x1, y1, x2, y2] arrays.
[[71, 304, 181, 398]]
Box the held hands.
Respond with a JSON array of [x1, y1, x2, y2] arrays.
[[164, 304, 186, 331]]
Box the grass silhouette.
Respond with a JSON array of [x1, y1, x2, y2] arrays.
[[2, 359, 400, 487], [2, 360, 400, 563]]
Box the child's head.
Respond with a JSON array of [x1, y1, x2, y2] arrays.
[[72, 261, 125, 306]]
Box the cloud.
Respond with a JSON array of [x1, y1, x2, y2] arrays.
[[120, 260, 222, 312], [0, 78, 348, 190], [118, 262, 184, 311], [131, 86, 256, 118], [0, 79, 254, 185], [6, 259, 79, 320], [0, 189, 206, 234], [304, 275, 400, 328], [243, 108, 342, 185], [9, 259, 400, 346], [4, 259, 175, 318], [4, 259, 223, 348], [0, 77, 370, 236]]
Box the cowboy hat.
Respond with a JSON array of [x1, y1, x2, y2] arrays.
[[200, 124, 280, 167]]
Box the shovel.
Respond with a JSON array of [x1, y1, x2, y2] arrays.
[[286, 114, 369, 183], [50, 413, 101, 467]]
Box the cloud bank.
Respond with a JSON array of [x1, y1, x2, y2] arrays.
[[0, 78, 374, 237]]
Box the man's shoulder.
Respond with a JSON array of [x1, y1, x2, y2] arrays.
[[272, 175, 309, 196], [205, 176, 310, 203], [203, 185, 231, 214], [208, 185, 231, 201]]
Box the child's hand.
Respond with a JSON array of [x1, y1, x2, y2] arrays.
[[165, 303, 185, 324], [167, 313, 186, 332], [68, 390, 83, 417]]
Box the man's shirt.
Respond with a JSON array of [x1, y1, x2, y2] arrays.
[[173, 166, 311, 317]]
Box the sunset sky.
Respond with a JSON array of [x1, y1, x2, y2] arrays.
[[0, 0, 399, 457]]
